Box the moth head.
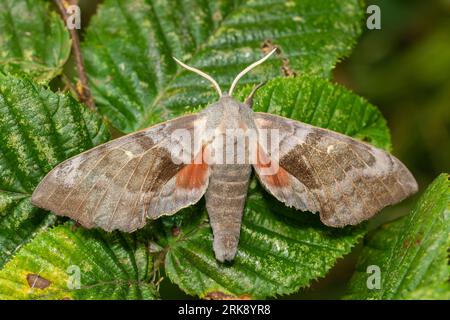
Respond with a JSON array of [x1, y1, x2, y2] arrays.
[[173, 48, 277, 99]]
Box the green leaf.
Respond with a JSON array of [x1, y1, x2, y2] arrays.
[[0, 223, 157, 300], [157, 76, 391, 299], [345, 173, 450, 300], [82, 0, 364, 132], [0, 0, 71, 83], [161, 190, 365, 299], [0, 73, 110, 268]]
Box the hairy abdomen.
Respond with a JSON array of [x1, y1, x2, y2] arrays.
[[205, 164, 251, 262]]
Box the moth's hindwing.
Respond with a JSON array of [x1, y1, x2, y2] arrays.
[[253, 112, 418, 227], [31, 114, 209, 232]]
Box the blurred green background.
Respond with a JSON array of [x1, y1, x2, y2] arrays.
[[74, 0, 449, 299]]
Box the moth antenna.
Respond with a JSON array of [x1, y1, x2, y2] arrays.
[[228, 48, 277, 96], [173, 57, 222, 97]]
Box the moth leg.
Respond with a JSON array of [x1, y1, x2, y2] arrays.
[[244, 81, 267, 107]]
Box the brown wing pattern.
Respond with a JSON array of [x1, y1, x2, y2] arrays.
[[253, 112, 418, 227], [31, 114, 209, 232]]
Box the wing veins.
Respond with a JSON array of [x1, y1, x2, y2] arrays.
[[105, 152, 144, 230], [347, 145, 397, 203], [299, 146, 330, 212], [52, 138, 139, 208], [130, 152, 159, 220], [308, 141, 380, 213]]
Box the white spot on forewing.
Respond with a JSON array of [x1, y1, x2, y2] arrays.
[[124, 150, 134, 158], [327, 145, 335, 154]]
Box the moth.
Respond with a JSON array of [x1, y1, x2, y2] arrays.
[[32, 49, 418, 262]]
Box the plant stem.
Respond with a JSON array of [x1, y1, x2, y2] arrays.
[[54, 0, 95, 110]]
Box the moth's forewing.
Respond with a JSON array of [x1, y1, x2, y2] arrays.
[[252, 112, 418, 227], [31, 114, 210, 232]]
